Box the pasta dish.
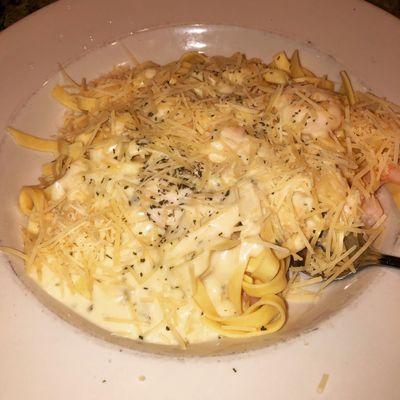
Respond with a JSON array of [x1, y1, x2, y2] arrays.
[[3, 50, 400, 347]]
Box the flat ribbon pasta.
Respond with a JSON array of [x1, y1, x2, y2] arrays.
[[19, 186, 46, 216], [242, 248, 288, 297], [8, 127, 58, 154], [194, 279, 286, 337], [194, 247, 287, 337]]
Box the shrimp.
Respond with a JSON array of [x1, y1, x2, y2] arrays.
[[207, 126, 251, 163], [361, 195, 384, 228], [381, 163, 400, 185], [275, 84, 344, 139], [362, 163, 400, 227]]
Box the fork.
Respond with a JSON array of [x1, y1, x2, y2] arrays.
[[333, 248, 400, 280], [296, 233, 400, 281]]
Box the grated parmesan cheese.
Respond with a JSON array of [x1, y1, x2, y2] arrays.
[[5, 50, 400, 345]]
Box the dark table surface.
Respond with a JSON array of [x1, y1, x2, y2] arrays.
[[0, 0, 399, 30]]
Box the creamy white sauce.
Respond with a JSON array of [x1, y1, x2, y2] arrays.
[[28, 78, 347, 347]]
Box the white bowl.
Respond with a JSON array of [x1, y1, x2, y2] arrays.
[[0, 24, 392, 356]]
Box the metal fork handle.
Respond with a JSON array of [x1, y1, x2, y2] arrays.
[[335, 253, 400, 281], [379, 254, 400, 268]]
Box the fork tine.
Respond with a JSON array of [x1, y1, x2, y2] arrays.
[[293, 232, 400, 282]]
